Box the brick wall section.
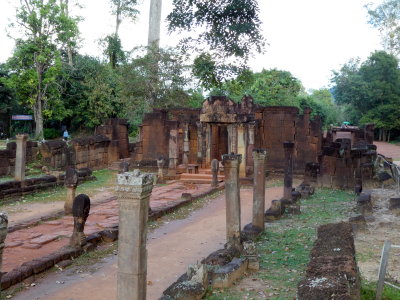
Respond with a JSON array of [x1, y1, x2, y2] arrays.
[[297, 222, 361, 299]]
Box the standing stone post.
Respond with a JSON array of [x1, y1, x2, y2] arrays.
[[196, 121, 203, 165], [15, 134, 28, 181], [252, 149, 267, 231], [211, 159, 219, 188], [283, 142, 295, 201], [64, 167, 79, 214], [157, 156, 165, 183], [70, 194, 90, 248], [116, 170, 154, 300], [168, 129, 178, 175], [0, 212, 8, 299], [183, 123, 190, 166], [222, 154, 242, 250]]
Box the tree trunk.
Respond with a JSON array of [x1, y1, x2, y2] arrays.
[[147, 0, 162, 107], [65, 0, 73, 67], [34, 98, 44, 139], [387, 130, 391, 142], [383, 129, 387, 142], [379, 128, 383, 141], [148, 0, 162, 49]]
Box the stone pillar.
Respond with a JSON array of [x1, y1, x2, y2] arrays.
[[168, 128, 178, 175], [252, 149, 267, 231], [227, 124, 238, 154], [116, 170, 154, 300], [196, 121, 203, 165], [283, 142, 295, 201], [211, 159, 219, 188], [183, 122, 189, 166], [64, 167, 79, 214], [70, 194, 90, 248], [157, 156, 165, 183], [205, 124, 211, 166], [222, 154, 242, 250], [15, 134, 28, 181], [0, 212, 8, 299], [237, 125, 247, 178]]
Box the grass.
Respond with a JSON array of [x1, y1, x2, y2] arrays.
[[205, 188, 356, 300], [68, 243, 118, 270], [0, 169, 117, 207], [361, 280, 400, 300]]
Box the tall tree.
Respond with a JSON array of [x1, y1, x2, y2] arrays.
[[167, 0, 265, 87], [5, 0, 79, 138], [148, 0, 162, 49], [366, 0, 400, 57], [331, 51, 400, 141], [104, 0, 139, 68]]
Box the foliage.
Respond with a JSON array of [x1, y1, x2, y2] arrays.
[[101, 34, 126, 69], [331, 51, 400, 131], [60, 55, 122, 130], [118, 47, 192, 130], [167, 0, 265, 87], [366, 0, 400, 57], [43, 128, 60, 139], [5, 0, 79, 138], [215, 68, 303, 106]]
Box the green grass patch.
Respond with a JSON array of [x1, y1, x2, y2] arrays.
[[69, 243, 117, 270], [361, 280, 400, 300], [205, 188, 355, 300], [0, 169, 117, 207]]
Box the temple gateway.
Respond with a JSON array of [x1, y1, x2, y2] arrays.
[[132, 96, 323, 177]]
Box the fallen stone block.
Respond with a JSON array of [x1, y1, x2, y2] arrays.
[[210, 257, 248, 288]]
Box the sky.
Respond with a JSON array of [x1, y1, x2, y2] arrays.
[[0, 0, 383, 91]]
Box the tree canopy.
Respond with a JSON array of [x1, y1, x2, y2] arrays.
[[331, 51, 400, 139], [167, 0, 265, 87]]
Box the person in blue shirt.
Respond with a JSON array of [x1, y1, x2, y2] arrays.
[[63, 130, 69, 141]]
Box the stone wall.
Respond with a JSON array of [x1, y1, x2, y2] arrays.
[[0, 141, 39, 176], [297, 222, 360, 299], [95, 118, 129, 159], [0, 168, 94, 202], [131, 97, 323, 175]]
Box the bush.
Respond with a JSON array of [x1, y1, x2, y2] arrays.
[[43, 128, 61, 140]]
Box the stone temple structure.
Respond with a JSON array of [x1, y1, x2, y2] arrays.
[[132, 96, 323, 177]]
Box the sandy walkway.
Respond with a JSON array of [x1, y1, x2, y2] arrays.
[[375, 141, 400, 160], [12, 186, 282, 300]]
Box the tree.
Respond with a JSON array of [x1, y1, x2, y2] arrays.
[[59, 0, 81, 67], [104, 0, 140, 68], [167, 0, 265, 87], [216, 69, 303, 106], [366, 0, 400, 57], [5, 0, 79, 138], [59, 54, 122, 130], [331, 51, 400, 141], [118, 47, 192, 131]]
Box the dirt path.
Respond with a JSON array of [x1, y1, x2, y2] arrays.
[[375, 141, 400, 160], [11, 186, 283, 300]]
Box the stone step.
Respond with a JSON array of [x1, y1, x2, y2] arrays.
[[179, 173, 224, 184]]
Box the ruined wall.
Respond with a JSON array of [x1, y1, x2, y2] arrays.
[[298, 222, 360, 299], [0, 141, 39, 176], [95, 118, 129, 159]]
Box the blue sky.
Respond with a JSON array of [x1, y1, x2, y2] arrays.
[[0, 0, 382, 90]]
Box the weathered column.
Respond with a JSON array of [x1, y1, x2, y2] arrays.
[[183, 122, 190, 166], [64, 167, 79, 214], [196, 121, 203, 165], [211, 159, 219, 188], [116, 170, 154, 300], [157, 156, 165, 183], [283, 142, 295, 201], [252, 149, 267, 231], [0, 212, 8, 299], [14, 134, 28, 181], [227, 124, 238, 154], [222, 154, 242, 250], [237, 124, 247, 178], [70, 194, 90, 248], [168, 128, 178, 175], [205, 124, 211, 166]]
